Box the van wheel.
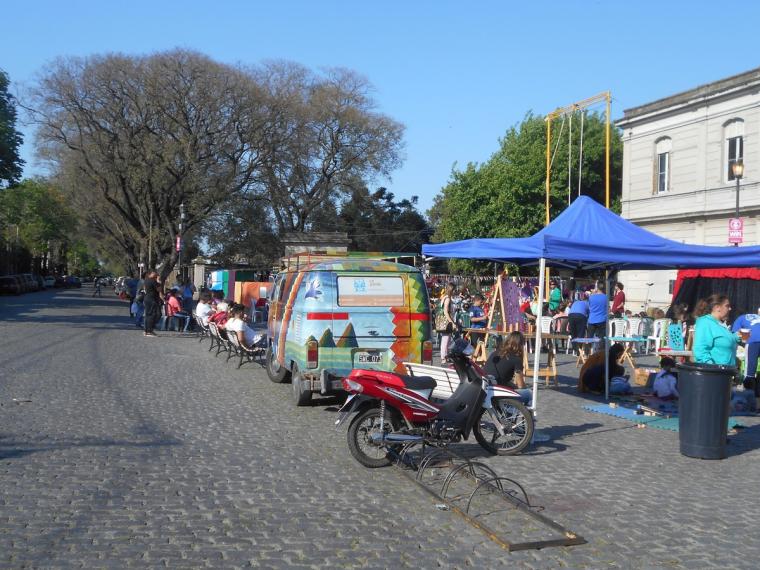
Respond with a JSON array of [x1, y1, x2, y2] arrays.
[[291, 364, 313, 407], [266, 345, 290, 384]]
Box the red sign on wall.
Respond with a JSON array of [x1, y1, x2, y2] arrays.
[[728, 218, 743, 244], [176, 235, 182, 252]]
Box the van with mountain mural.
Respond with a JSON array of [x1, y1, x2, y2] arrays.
[[265, 256, 434, 406]]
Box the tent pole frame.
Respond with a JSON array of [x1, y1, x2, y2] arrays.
[[531, 258, 546, 416]]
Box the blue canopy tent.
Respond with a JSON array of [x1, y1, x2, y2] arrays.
[[423, 196, 760, 410]]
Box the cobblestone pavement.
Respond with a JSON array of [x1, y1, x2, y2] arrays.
[[1, 288, 760, 569]]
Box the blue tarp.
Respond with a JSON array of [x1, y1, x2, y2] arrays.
[[422, 196, 760, 270]]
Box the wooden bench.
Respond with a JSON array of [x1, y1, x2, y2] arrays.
[[403, 362, 461, 401]]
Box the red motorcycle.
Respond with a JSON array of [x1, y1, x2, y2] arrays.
[[337, 339, 534, 467]]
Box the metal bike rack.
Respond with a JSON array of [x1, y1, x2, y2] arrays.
[[389, 444, 586, 552]]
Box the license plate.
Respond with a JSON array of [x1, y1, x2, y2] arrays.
[[357, 352, 382, 364]]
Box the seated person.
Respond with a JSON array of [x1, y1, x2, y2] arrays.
[[226, 303, 264, 349], [652, 356, 679, 400], [209, 301, 231, 329], [483, 331, 530, 404], [211, 289, 225, 307], [580, 343, 628, 394], [194, 291, 215, 325], [467, 294, 488, 347], [165, 289, 192, 332]]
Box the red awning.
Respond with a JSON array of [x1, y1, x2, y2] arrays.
[[673, 268, 760, 299]]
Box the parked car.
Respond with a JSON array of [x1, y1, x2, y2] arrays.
[[0, 276, 22, 295], [53, 276, 65, 288], [33, 274, 45, 289], [266, 257, 434, 406], [21, 273, 40, 292], [64, 275, 82, 288], [43, 276, 55, 288]]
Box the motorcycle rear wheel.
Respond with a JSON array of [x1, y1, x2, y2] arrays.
[[474, 399, 534, 456], [347, 407, 401, 468]]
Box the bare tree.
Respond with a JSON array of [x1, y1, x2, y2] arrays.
[[252, 63, 405, 232], [27, 49, 270, 278]]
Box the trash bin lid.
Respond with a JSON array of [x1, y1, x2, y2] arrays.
[[677, 362, 737, 375]]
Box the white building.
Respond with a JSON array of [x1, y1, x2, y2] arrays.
[[616, 67, 760, 312]]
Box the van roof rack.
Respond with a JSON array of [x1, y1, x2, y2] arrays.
[[280, 251, 419, 271]]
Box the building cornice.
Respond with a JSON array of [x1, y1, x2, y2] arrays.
[[617, 66, 760, 128]]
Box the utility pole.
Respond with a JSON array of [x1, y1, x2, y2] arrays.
[[178, 202, 185, 280], [148, 205, 154, 270]]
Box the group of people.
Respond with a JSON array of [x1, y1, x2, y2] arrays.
[[194, 290, 265, 350], [579, 292, 760, 401], [127, 273, 197, 336]]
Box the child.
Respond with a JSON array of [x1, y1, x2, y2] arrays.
[[653, 356, 679, 400], [467, 294, 488, 348]]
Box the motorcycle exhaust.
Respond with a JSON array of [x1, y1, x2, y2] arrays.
[[369, 433, 424, 443]]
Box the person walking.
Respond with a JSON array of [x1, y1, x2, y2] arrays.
[[438, 283, 457, 361], [693, 294, 738, 366], [142, 271, 163, 337], [92, 277, 102, 297], [587, 283, 608, 342]]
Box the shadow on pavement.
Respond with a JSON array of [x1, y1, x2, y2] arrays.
[[0, 434, 183, 461]]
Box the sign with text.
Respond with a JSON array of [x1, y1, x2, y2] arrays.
[[728, 217, 743, 244]]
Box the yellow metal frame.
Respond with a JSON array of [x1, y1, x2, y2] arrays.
[[543, 91, 611, 294], [544, 91, 612, 219]]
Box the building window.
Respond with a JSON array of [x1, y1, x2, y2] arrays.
[[724, 118, 745, 182], [654, 137, 671, 194], [657, 152, 669, 193]]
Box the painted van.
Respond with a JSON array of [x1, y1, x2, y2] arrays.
[[266, 258, 433, 406]]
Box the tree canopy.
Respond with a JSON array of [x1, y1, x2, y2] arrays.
[[312, 187, 430, 252], [27, 51, 406, 277], [429, 112, 623, 273], [0, 178, 80, 274], [0, 69, 24, 187]]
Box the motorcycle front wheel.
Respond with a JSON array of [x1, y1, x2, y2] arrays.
[[474, 399, 534, 456], [347, 407, 401, 468]]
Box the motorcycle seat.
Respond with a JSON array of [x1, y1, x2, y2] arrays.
[[397, 374, 437, 391]]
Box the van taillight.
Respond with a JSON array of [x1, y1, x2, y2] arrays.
[[422, 340, 433, 364], [307, 339, 318, 369]]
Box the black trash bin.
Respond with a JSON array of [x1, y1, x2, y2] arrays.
[[677, 362, 736, 460]]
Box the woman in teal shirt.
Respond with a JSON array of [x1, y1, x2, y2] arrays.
[[693, 294, 738, 366]]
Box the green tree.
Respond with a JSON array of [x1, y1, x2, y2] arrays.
[[313, 187, 430, 252], [0, 69, 24, 187], [429, 112, 622, 273], [0, 178, 78, 273]]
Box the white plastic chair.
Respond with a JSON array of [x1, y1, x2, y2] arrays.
[[646, 318, 670, 354], [608, 318, 628, 338]]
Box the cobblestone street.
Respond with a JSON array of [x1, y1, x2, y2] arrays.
[[2, 287, 760, 569]]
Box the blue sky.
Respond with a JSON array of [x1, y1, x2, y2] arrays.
[[6, 0, 760, 213]]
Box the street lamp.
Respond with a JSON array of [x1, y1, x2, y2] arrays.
[[732, 160, 744, 247]]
